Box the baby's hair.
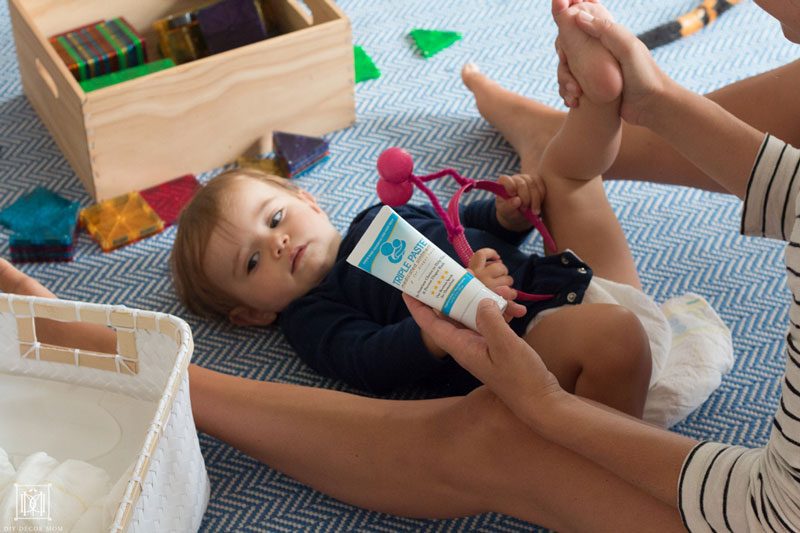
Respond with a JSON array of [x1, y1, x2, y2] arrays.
[[171, 168, 300, 318]]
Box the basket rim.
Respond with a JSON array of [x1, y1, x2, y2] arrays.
[[0, 293, 194, 532]]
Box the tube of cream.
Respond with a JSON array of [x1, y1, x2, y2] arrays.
[[347, 205, 507, 330]]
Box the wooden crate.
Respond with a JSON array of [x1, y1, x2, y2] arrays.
[[9, 0, 355, 200]]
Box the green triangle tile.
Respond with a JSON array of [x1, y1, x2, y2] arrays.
[[409, 29, 462, 58], [353, 45, 381, 83]]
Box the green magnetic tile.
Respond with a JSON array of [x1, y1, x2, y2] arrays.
[[354, 45, 380, 83], [80, 58, 175, 92], [96, 24, 127, 70], [409, 29, 462, 58], [57, 35, 88, 80], [111, 18, 145, 65]]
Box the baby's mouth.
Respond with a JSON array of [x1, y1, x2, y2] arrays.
[[291, 245, 307, 274]]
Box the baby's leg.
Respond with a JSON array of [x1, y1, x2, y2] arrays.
[[528, 73, 636, 285], [524, 303, 651, 417], [524, 2, 638, 286], [538, 1, 622, 181]]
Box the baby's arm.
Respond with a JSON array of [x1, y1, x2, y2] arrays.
[[282, 295, 453, 393], [0, 259, 116, 353], [495, 173, 546, 233], [538, 1, 622, 182], [460, 173, 544, 242], [469, 248, 514, 293]]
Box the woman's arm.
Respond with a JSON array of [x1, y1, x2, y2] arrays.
[[404, 294, 698, 507], [571, 12, 764, 200], [637, 82, 764, 200], [0, 258, 117, 353], [608, 61, 800, 193]]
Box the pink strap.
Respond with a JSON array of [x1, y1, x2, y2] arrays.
[[473, 181, 557, 254], [392, 165, 560, 304], [441, 177, 557, 303]]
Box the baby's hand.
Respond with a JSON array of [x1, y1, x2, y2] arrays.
[[496, 173, 546, 232], [469, 248, 515, 294]]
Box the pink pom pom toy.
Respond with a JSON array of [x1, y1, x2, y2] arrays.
[[376, 147, 558, 302]]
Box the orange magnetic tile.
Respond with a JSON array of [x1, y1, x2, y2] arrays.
[[80, 192, 165, 251], [236, 156, 286, 177]]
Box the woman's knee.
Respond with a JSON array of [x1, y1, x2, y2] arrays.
[[437, 387, 520, 442], [428, 388, 532, 487]]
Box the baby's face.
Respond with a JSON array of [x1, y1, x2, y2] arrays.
[[203, 177, 341, 324]]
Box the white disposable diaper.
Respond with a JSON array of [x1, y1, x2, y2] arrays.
[[0, 447, 131, 531], [527, 277, 733, 427]]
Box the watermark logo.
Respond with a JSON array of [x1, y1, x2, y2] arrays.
[[14, 484, 51, 522]]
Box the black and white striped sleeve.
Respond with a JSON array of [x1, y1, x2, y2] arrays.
[[741, 134, 800, 241], [679, 133, 800, 532]]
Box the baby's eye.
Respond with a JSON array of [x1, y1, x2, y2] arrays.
[[246, 252, 260, 274], [269, 209, 284, 228]]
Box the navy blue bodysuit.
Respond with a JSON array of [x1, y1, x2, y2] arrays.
[[280, 200, 592, 395]]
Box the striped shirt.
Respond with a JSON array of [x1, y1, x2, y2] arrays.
[[678, 134, 800, 532]]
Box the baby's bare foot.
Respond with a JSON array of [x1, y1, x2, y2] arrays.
[[461, 63, 565, 169], [554, 1, 622, 104]]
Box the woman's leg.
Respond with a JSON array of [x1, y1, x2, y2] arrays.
[[463, 59, 800, 192], [190, 365, 684, 532], [0, 260, 681, 530]]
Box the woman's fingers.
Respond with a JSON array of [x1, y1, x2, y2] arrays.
[[474, 299, 522, 361], [574, 10, 636, 63], [403, 294, 490, 372], [404, 293, 466, 339], [557, 51, 581, 107]]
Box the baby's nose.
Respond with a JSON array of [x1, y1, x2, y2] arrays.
[[274, 234, 290, 257]]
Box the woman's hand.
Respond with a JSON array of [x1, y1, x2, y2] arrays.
[[404, 294, 564, 418], [557, 7, 676, 127]]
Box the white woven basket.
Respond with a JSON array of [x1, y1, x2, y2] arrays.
[[0, 294, 209, 532]]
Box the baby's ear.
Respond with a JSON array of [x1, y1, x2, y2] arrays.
[[228, 306, 277, 327]]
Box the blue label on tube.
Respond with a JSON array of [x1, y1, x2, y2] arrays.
[[358, 213, 398, 272], [442, 272, 474, 316]]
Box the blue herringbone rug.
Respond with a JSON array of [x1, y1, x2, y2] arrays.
[[2, 1, 799, 531]]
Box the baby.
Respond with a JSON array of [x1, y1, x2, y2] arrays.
[[169, 0, 662, 416]]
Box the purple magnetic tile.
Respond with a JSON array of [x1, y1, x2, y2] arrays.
[[273, 132, 329, 173], [197, 0, 267, 55], [286, 155, 330, 178]]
